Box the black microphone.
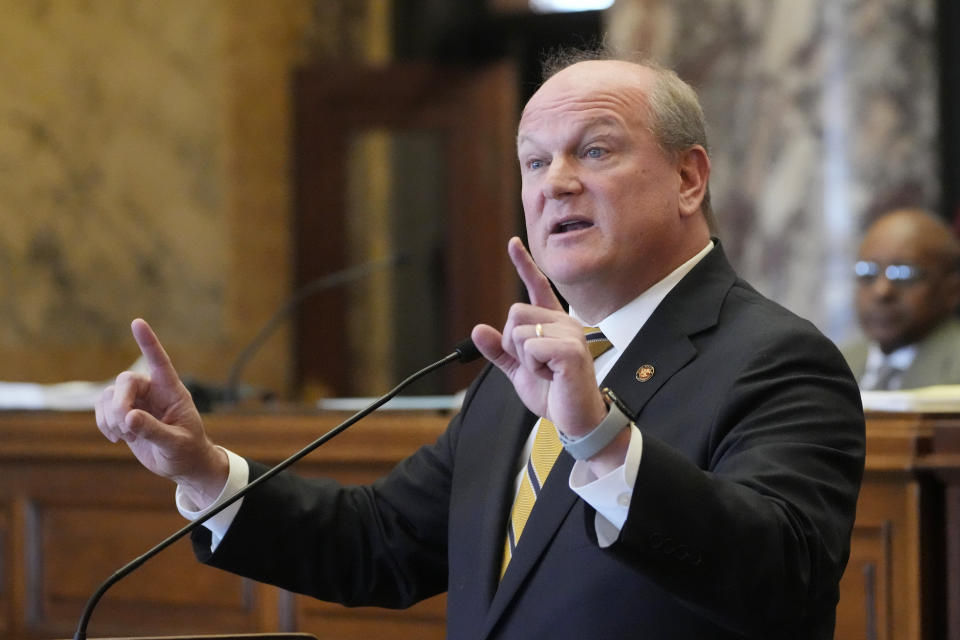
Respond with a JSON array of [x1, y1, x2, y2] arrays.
[[216, 253, 408, 406], [74, 337, 481, 640]]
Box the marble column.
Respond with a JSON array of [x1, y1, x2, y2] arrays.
[[607, 0, 939, 344]]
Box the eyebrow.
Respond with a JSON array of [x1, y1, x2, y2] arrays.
[[517, 115, 625, 148]]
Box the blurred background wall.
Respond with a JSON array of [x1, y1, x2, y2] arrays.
[[606, 0, 941, 342], [0, 0, 955, 399], [0, 1, 387, 394]]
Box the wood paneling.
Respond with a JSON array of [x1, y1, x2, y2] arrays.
[[0, 410, 448, 640], [292, 61, 518, 398], [837, 483, 907, 640], [2, 409, 960, 640], [832, 412, 960, 640]]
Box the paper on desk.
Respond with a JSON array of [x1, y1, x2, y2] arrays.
[[0, 357, 148, 411], [318, 390, 467, 412], [861, 385, 960, 412], [0, 380, 109, 410]]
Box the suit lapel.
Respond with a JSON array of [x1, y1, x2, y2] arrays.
[[602, 241, 733, 415], [602, 307, 697, 415]]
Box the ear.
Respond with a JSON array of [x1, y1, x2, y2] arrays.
[[676, 145, 710, 218]]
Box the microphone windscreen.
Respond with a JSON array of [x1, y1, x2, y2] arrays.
[[453, 338, 482, 363]]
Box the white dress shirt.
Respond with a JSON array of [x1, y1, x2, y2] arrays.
[[860, 343, 916, 391]]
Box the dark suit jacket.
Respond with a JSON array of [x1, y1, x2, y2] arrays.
[[194, 244, 865, 639]]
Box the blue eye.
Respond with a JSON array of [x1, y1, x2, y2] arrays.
[[528, 159, 544, 170], [585, 147, 606, 158]]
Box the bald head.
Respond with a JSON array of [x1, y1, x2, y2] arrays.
[[526, 55, 714, 231], [520, 61, 659, 155], [863, 209, 960, 258], [531, 57, 708, 160], [855, 208, 960, 353], [523, 60, 657, 119]]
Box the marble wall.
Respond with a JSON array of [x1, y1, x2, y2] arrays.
[[0, 1, 227, 350], [607, 0, 940, 344], [0, 1, 387, 390], [0, 0, 939, 387]]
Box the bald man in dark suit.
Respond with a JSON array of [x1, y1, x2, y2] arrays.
[[97, 50, 864, 639]]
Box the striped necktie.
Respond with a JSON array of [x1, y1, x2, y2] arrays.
[[500, 326, 613, 577]]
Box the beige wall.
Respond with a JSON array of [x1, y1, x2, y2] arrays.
[[0, 1, 389, 395]]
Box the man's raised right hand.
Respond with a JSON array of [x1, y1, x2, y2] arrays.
[[94, 318, 228, 509]]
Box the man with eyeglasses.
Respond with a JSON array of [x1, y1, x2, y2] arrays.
[[842, 208, 960, 390]]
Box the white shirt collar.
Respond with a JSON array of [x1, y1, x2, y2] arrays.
[[570, 240, 714, 380], [865, 342, 917, 372]]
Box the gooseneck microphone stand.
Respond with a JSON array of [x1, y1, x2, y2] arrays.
[[74, 338, 480, 640]]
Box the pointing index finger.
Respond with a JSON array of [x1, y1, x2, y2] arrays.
[[130, 318, 179, 384], [508, 237, 563, 311]]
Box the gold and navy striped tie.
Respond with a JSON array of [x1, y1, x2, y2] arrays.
[[501, 326, 613, 577]]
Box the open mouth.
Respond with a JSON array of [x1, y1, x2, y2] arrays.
[[552, 219, 593, 234]]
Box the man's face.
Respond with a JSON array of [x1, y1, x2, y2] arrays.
[[516, 62, 695, 310], [855, 214, 960, 353]]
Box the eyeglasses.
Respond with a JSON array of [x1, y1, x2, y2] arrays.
[[854, 260, 927, 285]]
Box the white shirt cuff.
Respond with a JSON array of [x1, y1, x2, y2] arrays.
[[175, 447, 250, 551], [569, 423, 643, 547]]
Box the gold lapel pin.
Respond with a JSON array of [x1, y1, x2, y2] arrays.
[[635, 364, 655, 382]]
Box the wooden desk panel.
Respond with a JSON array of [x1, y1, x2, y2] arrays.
[[2, 410, 960, 640], [0, 410, 450, 640], [832, 411, 960, 640]]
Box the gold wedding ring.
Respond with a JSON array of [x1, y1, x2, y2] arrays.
[[535, 323, 544, 338]]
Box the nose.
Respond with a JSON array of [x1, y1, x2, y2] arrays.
[[865, 275, 898, 299], [542, 157, 582, 199]]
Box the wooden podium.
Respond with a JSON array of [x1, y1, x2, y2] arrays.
[[834, 411, 960, 640], [1, 409, 959, 640]]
